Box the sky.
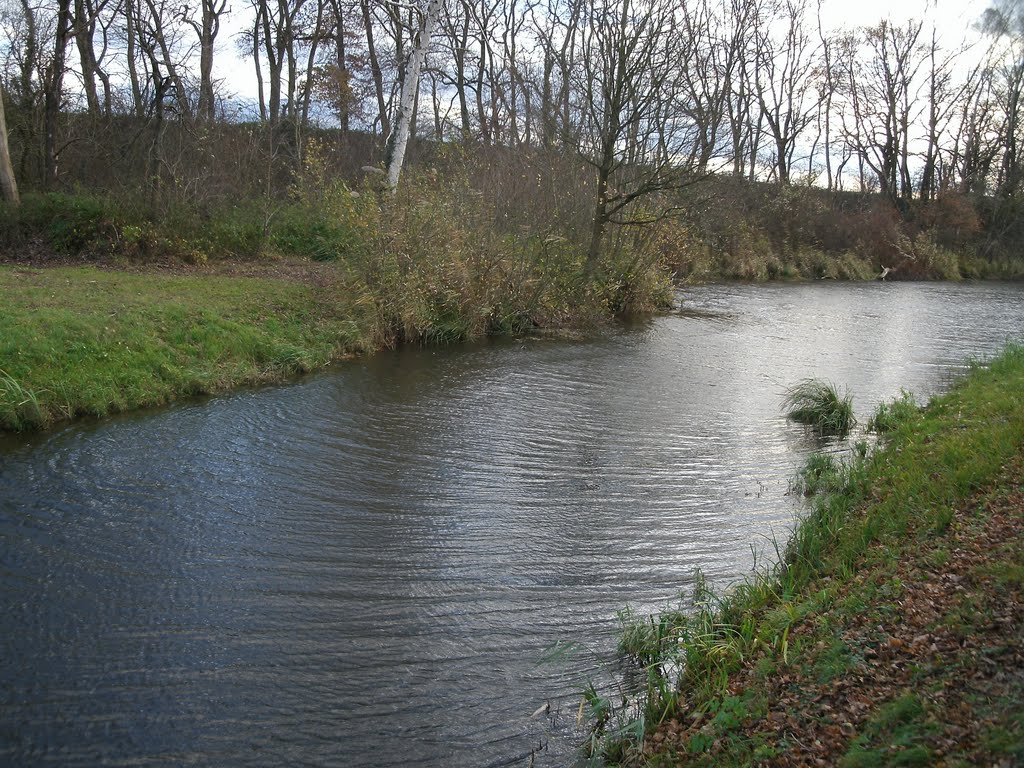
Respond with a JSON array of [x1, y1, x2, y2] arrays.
[[213, 0, 996, 108], [819, 0, 988, 32]]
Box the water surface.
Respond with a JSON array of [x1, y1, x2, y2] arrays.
[[1, 282, 1022, 766]]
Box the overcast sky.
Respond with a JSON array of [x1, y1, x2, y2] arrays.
[[215, 0, 995, 107], [819, 0, 988, 32]]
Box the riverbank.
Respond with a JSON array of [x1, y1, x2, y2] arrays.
[[0, 243, 673, 430], [0, 177, 682, 431], [0, 265, 367, 431], [2, 181, 1022, 435], [594, 346, 1024, 766]]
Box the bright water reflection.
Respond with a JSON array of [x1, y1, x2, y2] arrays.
[[1, 282, 1022, 766]]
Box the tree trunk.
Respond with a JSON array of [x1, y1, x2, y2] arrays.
[[74, 0, 101, 114], [587, 163, 611, 270], [44, 0, 72, 189], [385, 0, 443, 190], [330, 0, 350, 135], [361, 0, 389, 137], [454, 12, 471, 140], [125, 1, 145, 117], [540, 51, 554, 147], [197, 0, 225, 122], [300, 0, 325, 126], [0, 86, 19, 206]]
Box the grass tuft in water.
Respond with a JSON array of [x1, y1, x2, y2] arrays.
[[783, 378, 856, 436]]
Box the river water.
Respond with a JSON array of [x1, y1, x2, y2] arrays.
[[1, 282, 1022, 767]]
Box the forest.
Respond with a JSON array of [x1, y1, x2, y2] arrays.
[[1, 0, 1023, 288]]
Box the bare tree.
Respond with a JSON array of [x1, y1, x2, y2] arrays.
[[918, 27, 980, 200], [752, 0, 821, 184], [952, 64, 1000, 195], [1, 0, 50, 183], [43, 0, 73, 187], [73, 0, 116, 116], [571, 0, 696, 268], [842, 19, 925, 205], [981, 0, 1024, 197], [724, 0, 759, 179], [673, 0, 740, 175], [814, 0, 842, 190], [250, 0, 308, 125], [436, 0, 474, 139], [359, 0, 390, 135]]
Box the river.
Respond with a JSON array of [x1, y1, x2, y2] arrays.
[[1, 281, 1022, 766]]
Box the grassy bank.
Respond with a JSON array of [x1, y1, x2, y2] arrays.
[[590, 346, 1024, 766], [0, 254, 668, 432], [0, 266, 368, 431], [2, 169, 1020, 433]]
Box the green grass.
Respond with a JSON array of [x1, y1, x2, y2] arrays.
[[866, 389, 921, 433], [783, 378, 856, 436], [841, 693, 937, 767], [591, 346, 1024, 765], [0, 266, 365, 430]]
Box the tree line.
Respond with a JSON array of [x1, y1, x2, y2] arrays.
[[1, 0, 1022, 261]]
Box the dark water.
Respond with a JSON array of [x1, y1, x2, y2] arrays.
[[1, 282, 1022, 767]]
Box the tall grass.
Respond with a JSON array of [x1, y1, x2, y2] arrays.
[[0, 368, 44, 431], [783, 378, 856, 436]]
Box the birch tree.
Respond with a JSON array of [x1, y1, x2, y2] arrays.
[[385, 0, 443, 190]]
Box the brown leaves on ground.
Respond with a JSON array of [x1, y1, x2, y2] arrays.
[[653, 457, 1024, 767]]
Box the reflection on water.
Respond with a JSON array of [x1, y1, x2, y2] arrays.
[[1, 282, 1022, 766]]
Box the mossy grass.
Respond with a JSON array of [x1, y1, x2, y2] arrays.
[[588, 345, 1024, 765], [783, 378, 856, 436]]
